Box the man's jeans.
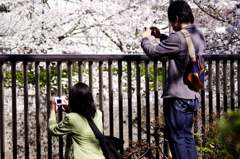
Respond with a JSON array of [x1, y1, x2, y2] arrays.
[[163, 98, 198, 159]]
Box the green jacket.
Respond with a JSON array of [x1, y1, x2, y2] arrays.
[[48, 110, 105, 159]]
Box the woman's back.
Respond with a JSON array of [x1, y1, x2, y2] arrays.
[[48, 110, 105, 159]]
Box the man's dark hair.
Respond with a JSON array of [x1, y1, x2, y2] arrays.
[[168, 1, 194, 24]]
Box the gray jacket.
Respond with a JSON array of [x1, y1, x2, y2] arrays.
[[141, 24, 205, 99]]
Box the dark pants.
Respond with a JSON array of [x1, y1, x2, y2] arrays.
[[163, 98, 198, 159]]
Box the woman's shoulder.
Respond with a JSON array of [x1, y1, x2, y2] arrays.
[[66, 112, 85, 121], [96, 109, 102, 114], [66, 110, 102, 118], [95, 109, 103, 118]]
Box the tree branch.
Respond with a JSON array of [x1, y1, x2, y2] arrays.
[[193, 0, 226, 23]]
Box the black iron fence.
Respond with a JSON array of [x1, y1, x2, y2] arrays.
[[0, 54, 240, 159]]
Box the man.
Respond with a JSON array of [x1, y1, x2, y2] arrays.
[[141, 1, 205, 159]]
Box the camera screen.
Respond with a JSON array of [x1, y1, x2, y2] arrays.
[[56, 99, 62, 103]]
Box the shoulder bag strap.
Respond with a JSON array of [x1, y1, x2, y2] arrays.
[[181, 29, 195, 60], [87, 118, 123, 159], [87, 118, 105, 141]]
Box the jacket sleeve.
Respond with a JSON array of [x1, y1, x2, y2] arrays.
[[141, 32, 181, 58], [160, 34, 168, 41], [48, 112, 73, 136]]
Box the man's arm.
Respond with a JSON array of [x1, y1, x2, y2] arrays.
[[141, 32, 181, 58]]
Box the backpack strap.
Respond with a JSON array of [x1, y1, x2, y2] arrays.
[[181, 29, 195, 60]]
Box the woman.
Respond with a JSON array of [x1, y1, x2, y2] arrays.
[[48, 83, 105, 159]]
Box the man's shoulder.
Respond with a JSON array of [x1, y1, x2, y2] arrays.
[[166, 31, 183, 43]]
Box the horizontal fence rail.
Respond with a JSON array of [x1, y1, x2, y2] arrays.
[[0, 54, 240, 159]]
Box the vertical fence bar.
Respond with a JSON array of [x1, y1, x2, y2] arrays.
[[11, 61, 17, 159], [23, 61, 29, 159], [162, 61, 167, 89], [99, 61, 103, 111], [154, 60, 159, 159], [136, 61, 141, 141], [127, 61, 132, 147], [238, 61, 240, 108], [230, 60, 235, 111], [162, 61, 169, 157], [0, 61, 4, 159], [154, 61, 159, 117], [78, 61, 83, 83], [118, 61, 123, 153], [68, 61, 73, 93], [89, 61, 93, 93], [108, 61, 114, 136], [223, 60, 228, 112], [208, 60, 213, 122], [35, 61, 41, 159], [46, 61, 52, 159], [216, 60, 220, 116], [201, 87, 206, 148], [145, 61, 150, 145], [200, 59, 206, 150], [57, 62, 63, 159]]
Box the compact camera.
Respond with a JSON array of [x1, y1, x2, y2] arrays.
[[54, 96, 66, 106], [144, 27, 157, 35]]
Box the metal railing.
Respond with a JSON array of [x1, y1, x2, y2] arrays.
[[0, 54, 240, 159]]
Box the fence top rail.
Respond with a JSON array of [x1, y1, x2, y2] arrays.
[[0, 54, 168, 62], [203, 54, 240, 60], [0, 54, 239, 62]]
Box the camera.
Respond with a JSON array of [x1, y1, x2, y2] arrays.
[[54, 96, 66, 106], [150, 27, 157, 35], [144, 27, 157, 35]]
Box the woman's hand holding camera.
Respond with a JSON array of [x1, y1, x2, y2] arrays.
[[50, 96, 71, 113], [50, 98, 58, 113], [62, 98, 72, 113]]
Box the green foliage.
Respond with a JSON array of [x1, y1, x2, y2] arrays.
[[102, 62, 163, 90], [3, 65, 79, 90], [196, 110, 240, 159], [218, 110, 240, 158], [196, 121, 230, 159], [3, 62, 164, 94], [139, 64, 163, 90]]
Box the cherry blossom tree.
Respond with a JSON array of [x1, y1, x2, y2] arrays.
[[193, 0, 239, 54], [0, 0, 239, 54], [0, 0, 168, 54]]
